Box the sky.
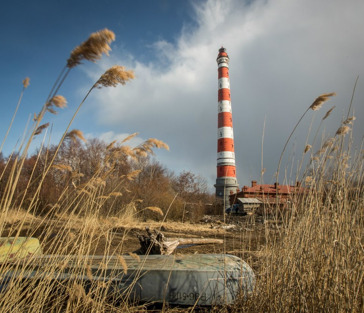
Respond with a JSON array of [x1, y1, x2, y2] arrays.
[[1, 0, 364, 192]]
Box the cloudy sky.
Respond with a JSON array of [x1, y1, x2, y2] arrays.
[[1, 0, 363, 192]]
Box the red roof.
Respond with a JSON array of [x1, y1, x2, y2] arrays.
[[240, 182, 306, 196]]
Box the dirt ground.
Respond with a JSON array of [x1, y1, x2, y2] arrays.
[[103, 214, 272, 271], [3, 213, 276, 272]]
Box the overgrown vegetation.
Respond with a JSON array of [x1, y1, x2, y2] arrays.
[[236, 115, 364, 312], [0, 138, 212, 221], [0, 28, 362, 312]]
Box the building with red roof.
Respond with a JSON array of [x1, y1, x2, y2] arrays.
[[228, 180, 306, 214]]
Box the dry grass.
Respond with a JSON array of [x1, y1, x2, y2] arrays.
[[0, 29, 170, 312], [1, 208, 38, 225], [232, 96, 364, 313], [0, 28, 363, 312]]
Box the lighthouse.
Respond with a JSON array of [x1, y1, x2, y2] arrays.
[[215, 47, 239, 208]]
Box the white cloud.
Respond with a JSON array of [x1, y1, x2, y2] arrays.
[[86, 0, 364, 191]]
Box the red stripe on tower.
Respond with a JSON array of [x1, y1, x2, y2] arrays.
[[217, 138, 234, 152], [218, 112, 233, 128], [214, 47, 239, 208]]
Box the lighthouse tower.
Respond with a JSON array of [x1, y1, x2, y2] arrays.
[[215, 47, 239, 208]]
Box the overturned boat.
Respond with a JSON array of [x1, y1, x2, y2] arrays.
[[0, 239, 255, 306]]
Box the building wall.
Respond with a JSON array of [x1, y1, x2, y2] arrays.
[[229, 181, 305, 209]]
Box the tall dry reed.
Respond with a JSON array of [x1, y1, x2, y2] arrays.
[[0, 29, 168, 312], [234, 94, 363, 313], [0, 27, 362, 312]]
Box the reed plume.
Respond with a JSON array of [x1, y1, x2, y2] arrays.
[[343, 116, 356, 125], [277, 92, 336, 182], [67, 29, 115, 68], [134, 138, 169, 158], [121, 145, 134, 155], [146, 138, 170, 151], [48, 95, 67, 108], [322, 105, 335, 120], [95, 65, 135, 88], [66, 129, 87, 143], [121, 132, 139, 143], [322, 138, 335, 149], [135, 149, 148, 158], [106, 140, 117, 150], [309, 92, 336, 111], [336, 125, 350, 136], [46, 107, 57, 115], [22, 77, 30, 88], [34, 123, 50, 135], [304, 144, 312, 153], [310, 105, 336, 152], [126, 170, 141, 181]]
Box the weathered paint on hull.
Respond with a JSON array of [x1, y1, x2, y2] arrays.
[[0, 254, 255, 306], [0, 237, 42, 263]]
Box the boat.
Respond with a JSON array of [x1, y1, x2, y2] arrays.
[[0, 237, 42, 263], [0, 251, 255, 306]]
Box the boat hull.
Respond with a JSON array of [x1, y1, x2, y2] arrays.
[[0, 254, 255, 306], [0, 237, 42, 263]]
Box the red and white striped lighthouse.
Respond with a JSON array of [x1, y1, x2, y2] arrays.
[[215, 47, 239, 207]]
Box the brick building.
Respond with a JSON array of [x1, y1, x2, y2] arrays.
[[229, 180, 306, 213]]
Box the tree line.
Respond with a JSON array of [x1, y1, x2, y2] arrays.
[[0, 137, 216, 221]]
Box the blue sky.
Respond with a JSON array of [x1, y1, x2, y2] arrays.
[[1, 0, 364, 192], [0, 0, 195, 155]]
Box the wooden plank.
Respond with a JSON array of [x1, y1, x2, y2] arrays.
[[169, 238, 224, 245], [137, 228, 224, 255]]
